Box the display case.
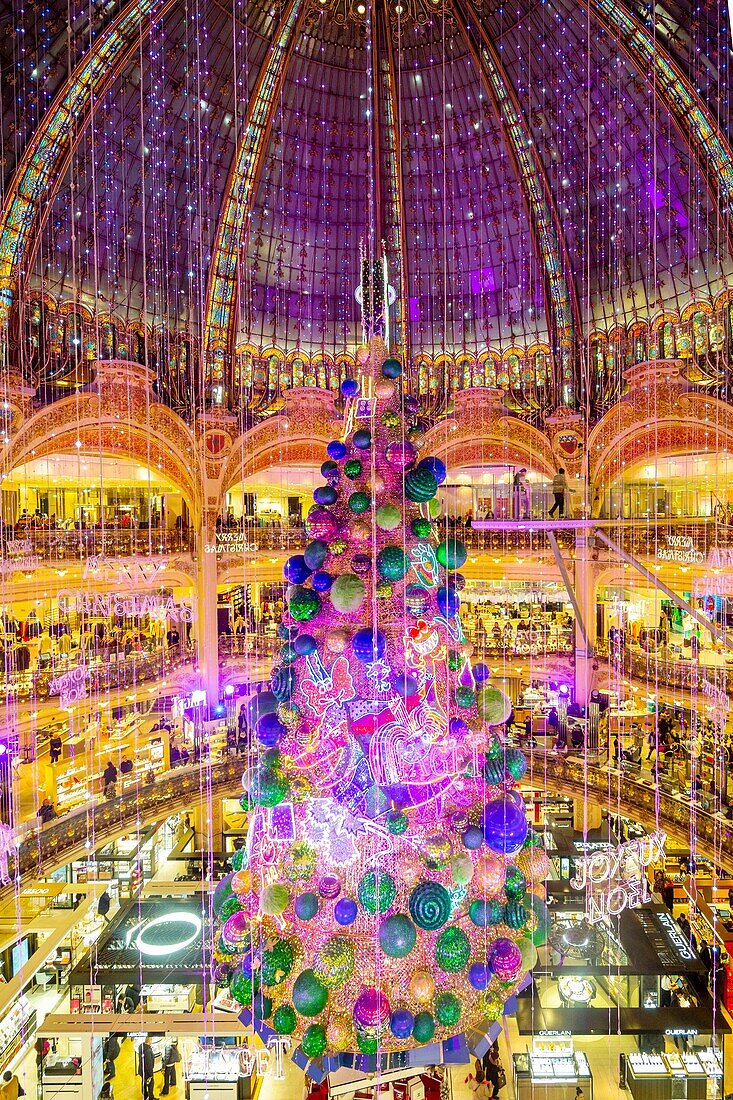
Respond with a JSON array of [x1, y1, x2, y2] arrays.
[[0, 996, 36, 1071], [514, 1038, 592, 1100], [625, 1048, 723, 1100], [185, 1047, 257, 1100], [141, 984, 196, 1013]]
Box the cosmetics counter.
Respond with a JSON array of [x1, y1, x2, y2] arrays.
[[625, 1049, 723, 1100], [513, 1035, 592, 1100]]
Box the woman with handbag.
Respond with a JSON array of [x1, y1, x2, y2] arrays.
[[160, 1039, 181, 1096], [484, 1050, 506, 1098]]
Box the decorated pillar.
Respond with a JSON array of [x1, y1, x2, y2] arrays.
[[573, 534, 597, 708]]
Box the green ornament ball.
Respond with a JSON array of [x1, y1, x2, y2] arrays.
[[411, 517, 432, 538], [344, 458, 363, 480], [262, 883, 290, 915], [376, 544, 408, 582], [447, 649, 463, 671], [357, 1032, 379, 1054], [358, 870, 396, 915], [476, 686, 512, 725], [330, 573, 366, 613], [505, 901, 528, 929], [469, 898, 504, 927], [261, 939, 295, 986], [435, 992, 461, 1027], [436, 538, 468, 570], [435, 926, 470, 972], [405, 467, 438, 503], [376, 503, 402, 531], [409, 882, 451, 931], [428, 498, 442, 518], [288, 585, 321, 623], [348, 491, 371, 514], [301, 1024, 327, 1058], [379, 913, 417, 958], [250, 766, 288, 808], [292, 969, 329, 1017], [504, 865, 527, 901], [273, 1004, 296, 1034], [386, 811, 409, 834], [214, 874, 237, 919], [455, 685, 475, 709], [314, 936, 355, 988], [230, 848, 247, 872], [229, 969, 259, 1004], [412, 1011, 435, 1043]]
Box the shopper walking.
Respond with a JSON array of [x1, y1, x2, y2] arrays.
[[160, 1039, 181, 1095], [548, 468, 568, 518], [0, 1071, 25, 1100], [138, 1036, 156, 1100]]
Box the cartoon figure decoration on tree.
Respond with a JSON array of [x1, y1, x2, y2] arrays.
[[213, 338, 549, 1061]]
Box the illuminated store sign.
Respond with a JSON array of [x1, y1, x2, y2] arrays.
[[59, 591, 193, 622], [657, 535, 703, 564], [126, 913, 202, 957], [570, 831, 666, 924], [49, 665, 89, 707], [654, 910, 696, 962], [204, 532, 259, 554]]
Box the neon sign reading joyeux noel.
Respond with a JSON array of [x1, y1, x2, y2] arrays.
[[570, 831, 666, 924]]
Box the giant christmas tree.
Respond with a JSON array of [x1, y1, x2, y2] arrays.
[[212, 337, 550, 1061]]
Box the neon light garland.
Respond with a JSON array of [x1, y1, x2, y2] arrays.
[[203, 0, 306, 390], [0, 0, 167, 322]]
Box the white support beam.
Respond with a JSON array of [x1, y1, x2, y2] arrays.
[[547, 531, 589, 650]]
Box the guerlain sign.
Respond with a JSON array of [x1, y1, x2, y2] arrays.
[[570, 830, 666, 923]]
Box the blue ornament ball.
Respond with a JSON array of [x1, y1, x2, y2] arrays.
[[437, 585, 460, 618], [256, 712, 286, 747], [450, 717, 469, 738], [294, 893, 319, 920], [418, 456, 447, 485], [334, 898, 358, 926], [341, 378, 360, 398], [353, 429, 371, 449], [293, 634, 317, 656], [382, 358, 403, 379], [272, 666, 296, 702], [390, 1009, 414, 1039], [353, 627, 387, 662], [473, 662, 491, 683], [304, 540, 328, 570], [394, 674, 418, 698], [313, 485, 337, 506], [248, 690, 278, 727], [284, 555, 312, 584], [482, 796, 529, 855], [326, 441, 347, 461], [311, 571, 333, 593], [320, 460, 339, 478], [461, 825, 484, 850], [468, 962, 491, 990]]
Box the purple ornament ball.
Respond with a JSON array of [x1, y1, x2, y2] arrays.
[[354, 988, 391, 1029], [385, 441, 416, 469], [305, 508, 339, 541], [488, 938, 522, 982]]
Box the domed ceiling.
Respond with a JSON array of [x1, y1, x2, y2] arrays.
[[0, 0, 730, 388]]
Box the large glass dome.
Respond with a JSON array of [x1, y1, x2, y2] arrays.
[[0, 0, 730, 408]]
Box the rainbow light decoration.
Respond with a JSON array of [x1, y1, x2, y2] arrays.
[[212, 338, 550, 1065]]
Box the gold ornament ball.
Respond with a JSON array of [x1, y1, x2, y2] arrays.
[[351, 521, 371, 542], [327, 1013, 353, 1051], [327, 628, 350, 653], [474, 852, 506, 896], [375, 380, 394, 399], [369, 474, 385, 494], [410, 969, 436, 1002], [462, 642, 475, 658], [356, 345, 370, 365]]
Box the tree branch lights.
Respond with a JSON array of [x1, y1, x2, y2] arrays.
[[203, 0, 307, 397], [0, 0, 168, 321], [212, 339, 550, 1063]]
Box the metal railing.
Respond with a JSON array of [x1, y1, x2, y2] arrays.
[[1, 528, 194, 561], [6, 745, 733, 900], [1, 643, 196, 702]]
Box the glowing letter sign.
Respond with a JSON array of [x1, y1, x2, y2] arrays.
[[570, 831, 666, 924]]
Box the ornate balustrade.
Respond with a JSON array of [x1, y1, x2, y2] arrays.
[[1, 528, 194, 562], [6, 749, 730, 902]]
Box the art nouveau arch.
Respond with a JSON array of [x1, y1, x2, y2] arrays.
[[588, 362, 733, 488], [422, 391, 556, 477], [1, 389, 200, 519]]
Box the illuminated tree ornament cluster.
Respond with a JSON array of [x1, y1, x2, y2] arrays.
[[212, 338, 550, 1060]]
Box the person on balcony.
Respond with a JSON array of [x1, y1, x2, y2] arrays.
[[548, 468, 568, 518], [511, 469, 530, 519]]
